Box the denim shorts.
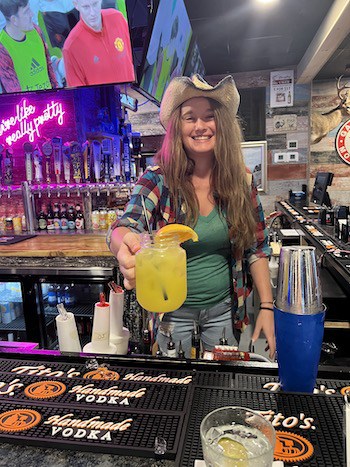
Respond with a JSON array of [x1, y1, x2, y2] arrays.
[[157, 298, 240, 358]]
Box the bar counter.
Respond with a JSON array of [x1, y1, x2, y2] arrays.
[[0, 352, 348, 466], [0, 232, 113, 258]]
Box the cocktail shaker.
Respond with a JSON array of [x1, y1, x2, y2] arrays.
[[274, 246, 325, 393]]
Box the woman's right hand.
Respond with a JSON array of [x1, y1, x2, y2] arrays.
[[116, 231, 141, 290]]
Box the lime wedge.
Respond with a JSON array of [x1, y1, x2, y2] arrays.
[[217, 436, 248, 464]]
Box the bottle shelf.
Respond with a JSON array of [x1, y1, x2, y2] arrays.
[[0, 315, 53, 332], [0, 315, 26, 332], [44, 303, 93, 318]]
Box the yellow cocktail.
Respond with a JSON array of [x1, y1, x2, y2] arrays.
[[136, 236, 187, 313]]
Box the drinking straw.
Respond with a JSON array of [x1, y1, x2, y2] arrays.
[[141, 195, 154, 242], [140, 194, 168, 301]]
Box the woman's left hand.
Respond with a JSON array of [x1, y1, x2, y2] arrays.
[[251, 308, 276, 359]]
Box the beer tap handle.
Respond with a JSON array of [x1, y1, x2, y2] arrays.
[[42, 140, 53, 184], [52, 136, 63, 184]]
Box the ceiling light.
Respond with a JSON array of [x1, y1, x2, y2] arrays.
[[255, 0, 279, 5]]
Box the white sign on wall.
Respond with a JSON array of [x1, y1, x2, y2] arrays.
[[270, 70, 294, 108], [335, 119, 350, 165]]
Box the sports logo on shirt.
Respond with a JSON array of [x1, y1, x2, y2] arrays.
[[30, 57, 44, 76], [114, 37, 124, 52]]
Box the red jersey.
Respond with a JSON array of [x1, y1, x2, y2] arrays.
[[63, 9, 135, 87]]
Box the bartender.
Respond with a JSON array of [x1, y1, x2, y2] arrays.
[[108, 74, 275, 358]]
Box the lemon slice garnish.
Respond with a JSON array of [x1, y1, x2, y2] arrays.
[[217, 437, 248, 462], [156, 224, 198, 243]]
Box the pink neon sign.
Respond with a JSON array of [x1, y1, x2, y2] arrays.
[[0, 98, 65, 146]]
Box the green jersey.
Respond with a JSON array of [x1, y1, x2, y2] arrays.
[[0, 28, 52, 92]]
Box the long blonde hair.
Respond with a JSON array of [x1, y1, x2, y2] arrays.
[[154, 98, 257, 252]]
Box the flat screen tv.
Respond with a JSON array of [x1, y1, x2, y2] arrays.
[[0, 0, 135, 94], [311, 172, 334, 207], [183, 39, 205, 78], [138, 0, 192, 103]]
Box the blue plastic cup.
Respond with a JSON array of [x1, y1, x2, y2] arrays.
[[274, 305, 325, 393]]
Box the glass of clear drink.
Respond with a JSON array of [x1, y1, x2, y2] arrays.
[[200, 406, 275, 467]]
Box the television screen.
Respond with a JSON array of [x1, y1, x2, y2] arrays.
[[183, 39, 205, 78], [138, 0, 192, 103], [311, 172, 334, 207], [0, 0, 135, 94]]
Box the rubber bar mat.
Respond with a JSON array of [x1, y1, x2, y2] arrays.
[[0, 235, 36, 245], [180, 387, 344, 466], [0, 399, 183, 459], [235, 373, 350, 395], [195, 370, 234, 387], [0, 357, 196, 381], [0, 372, 191, 413]]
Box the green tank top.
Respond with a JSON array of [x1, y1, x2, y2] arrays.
[[182, 206, 232, 308], [0, 28, 51, 92]]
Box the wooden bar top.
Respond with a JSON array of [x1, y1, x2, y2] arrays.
[[0, 233, 113, 257]]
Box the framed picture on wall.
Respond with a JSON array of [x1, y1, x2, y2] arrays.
[[241, 140, 267, 192]]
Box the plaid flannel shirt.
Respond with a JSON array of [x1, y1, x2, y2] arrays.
[[108, 165, 271, 330]]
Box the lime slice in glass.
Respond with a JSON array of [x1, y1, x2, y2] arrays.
[[218, 436, 248, 464]]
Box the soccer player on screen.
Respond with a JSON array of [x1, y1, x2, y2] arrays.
[[63, 0, 135, 87], [0, 0, 58, 93]]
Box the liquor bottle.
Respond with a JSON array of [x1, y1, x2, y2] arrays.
[[219, 327, 228, 346], [53, 203, 61, 230], [46, 204, 55, 231], [122, 112, 132, 181], [64, 284, 75, 307], [142, 329, 151, 355], [75, 203, 84, 230], [60, 203, 68, 230], [167, 334, 177, 358], [37, 208, 47, 230], [56, 284, 63, 304], [178, 340, 185, 359], [191, 322, 200, 359], [67, 205, 76, 230], [47, 284, 57, 307]]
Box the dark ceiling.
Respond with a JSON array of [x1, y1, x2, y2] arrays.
[[129, 0, 350, 83], [184, 0, 335, 79]]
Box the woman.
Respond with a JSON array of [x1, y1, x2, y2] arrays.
[[108, 74, 275, 358]]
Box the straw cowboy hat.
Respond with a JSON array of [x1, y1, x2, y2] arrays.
[[159, 74, 240, 129]]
